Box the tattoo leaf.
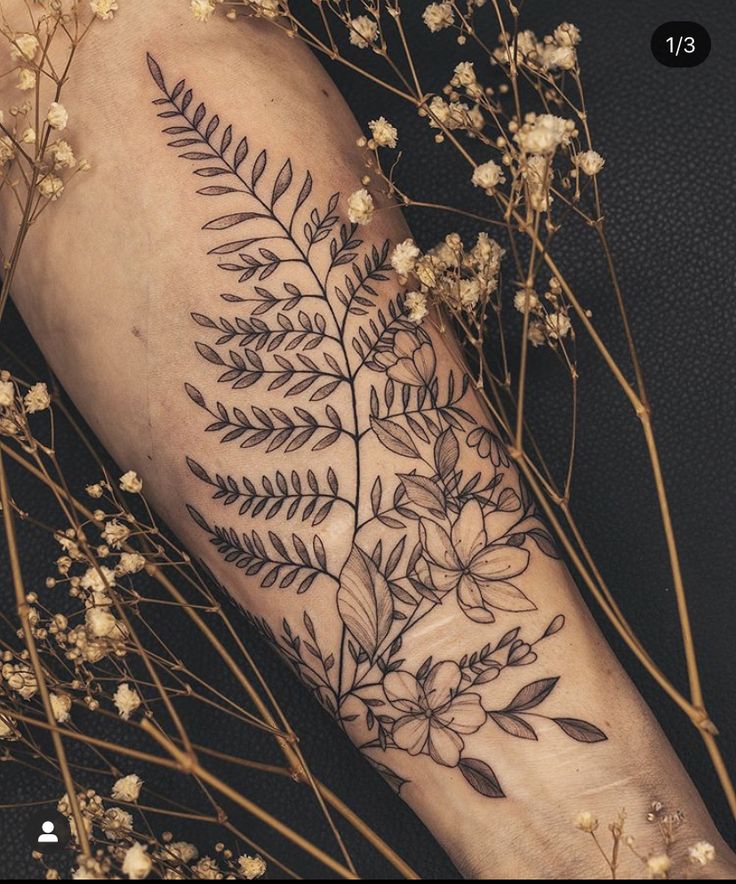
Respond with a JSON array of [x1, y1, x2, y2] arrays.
[[458, 758, 505, 798], [434, 429, 460, 478], [271, 159, 293, 206], [370, 416, 420, 459], [501, 677, 559, 713], [337, 546, 394, 660], [397, 474, 445, 515], [553, 718, 608, 743], [489, 712, 538, 741]]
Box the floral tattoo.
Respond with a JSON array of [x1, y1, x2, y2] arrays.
[[148, 55, 607, 799]]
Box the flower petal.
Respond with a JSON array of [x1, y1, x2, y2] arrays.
[[384, 670, 424, 713], [478, 580, 537, 613], [393, 330, 418, 358], [423, 660, 461, 710], [387, 358, 422, 386], [393, 714, 430, 755], [414, 342, 437, 383], [451, 500, 487, 563], [420, 519, 460, 569], [457, 574, 496, 623], [428, 563, 460, 594], [436, 694, 487, 734], [470, 545, 530, 580], [427, 723, 463, 767]]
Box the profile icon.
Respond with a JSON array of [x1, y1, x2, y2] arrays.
[[24, 810, 69, 854], [37, 820, 59, 843]]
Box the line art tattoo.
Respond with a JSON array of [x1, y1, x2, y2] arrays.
[[147, 54, 607, 799]]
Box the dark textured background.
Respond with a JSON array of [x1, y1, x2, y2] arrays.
[[1, 0, 735, 878]]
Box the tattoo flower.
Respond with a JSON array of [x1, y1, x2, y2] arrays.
[[384, 661, 485, 767], [420, 500, 535, 623], [375, 331, 436, 387]]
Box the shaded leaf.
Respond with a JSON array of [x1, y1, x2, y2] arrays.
[[554, 718, 607, 743], [337, 546, 394, 658], [458, 758, 504, 798]]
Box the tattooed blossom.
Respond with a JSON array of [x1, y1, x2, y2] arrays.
[[422, 2, 454, 33], [384, 661, 485, 766], [375, 331, 435, 386], [420, 499, 534, 623], [347, 188, 374, 225]]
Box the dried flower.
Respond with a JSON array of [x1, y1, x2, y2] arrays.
[[517, 113, 573, 155], [90, 0, 119, 20], [102, 806, 133, 840], [347, 188, 374, 225], [112, 773, 143, 802], [86, 483, 103, 498], [50, 692, 72, 723], [48, 140, 77, 169], [191, 0, 216, 22], [86, 606, 118, 638], [368, 116, 398, 148], [192, 856, 221, 878], [390, 238, 420, 276], [348, 16, 378, 49], [118, 551, 146, 574], [514, 289, 540, 313], [237, 855, 266, 879], [555, 22, 582, 47], [38, 175, 64, 201], [471, 160, 505, 193], [688, 841, 715, 866], [646, 854, 671, 879], [17, 67, 36, 90], [404, 291, 428, 324], [422, 2, 454, 33], [123, 841, 153, 881], [24, 382, 51, 412], [80, 564, 116, 594], [114, 682, 141, 720], [545, 311, 571, 340], [119, 470, 143, 493], [47, 102, 69, 131], [10, 33, 39, 62], [0, 379, 14, 407], [574, 811, 599, 833], [0, 136, 15, 166], [102, 519, 130, 548], [577, 149, 605, 176]]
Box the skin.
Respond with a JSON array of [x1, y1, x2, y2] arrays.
[[0, 3, 734, 878]]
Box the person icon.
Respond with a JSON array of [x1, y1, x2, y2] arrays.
[[37, 821, 59, 844]]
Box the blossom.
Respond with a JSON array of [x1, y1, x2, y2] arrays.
[[688, 841, 715, 866], [112, 773, 143, 802], [102, 519, 129, 548], [545, 311, 571, 339], [250, 0, 281, 19], [422, 2, 454, 33], [404, 291, 428, 324], [514, 289, 540, 313], [48, 140, 76, 169], [576, 149, 605, 176], [419, 499, 534, 623], [122, 842, 152, 879], [347, 188, 374, 225], [384, 661, 485, 766], [24, 382, 51, 412], [47, 102, 68, 131], [646, 854, 671, 879], [10, 33, 39, 61], [0, 714, 17, 740], [555, 22, 581, 47], [471, 160, 505, 193], [38, 175, 64, 201], [119, 470, 143, 493], [574, 811, 599, 833], [375, 331, 435, 386], [368, 116, 398, 148], [452, 61, 477, 89], [17, 68, 36, 90], [86, 606, 118, 638], [390, 238, 420, 276], [80, 564, 116, 594], [20, 127, 35, 144], [191, 0, 216, 22], [0, 379, 14, 407], [0, 135, 15, 166], [541, 44, 576, 70], [50, 692, 72, 723], [348, 15, 378, 49], [90, 0, 119, 19], [118, 551, 146, 574], [192, 857, 221, 878], [86, 483, 104, 498], [167, 842, 198, 864], [114, 682, 141, 720], [458, 277, 481, 308], [467, 427, 510, 467], [517, 113, 573, 154], [237, 855, 267, 879]]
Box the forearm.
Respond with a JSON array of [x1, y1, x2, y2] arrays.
[[0, 3, 732, 877]]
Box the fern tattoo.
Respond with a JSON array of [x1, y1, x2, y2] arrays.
[[148, 55, 607, 799]]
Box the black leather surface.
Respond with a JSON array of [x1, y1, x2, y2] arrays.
[[1, 0, 735, 877]]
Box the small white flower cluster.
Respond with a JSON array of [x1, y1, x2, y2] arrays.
[[493, 22, 581, 72], [389, 231, 504, 324], [348, 14, 379, 49], [516, 276, 573, 348], [347, 187, 375, 225]]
